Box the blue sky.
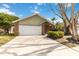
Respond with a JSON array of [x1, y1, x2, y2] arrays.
[[0, 3, 79, 22]]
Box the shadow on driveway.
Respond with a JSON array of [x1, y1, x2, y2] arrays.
[[0, 42, 64, 56], [19, 44, 62, 56]]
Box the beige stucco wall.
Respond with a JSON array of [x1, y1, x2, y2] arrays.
[[19, 15, 47, 26]]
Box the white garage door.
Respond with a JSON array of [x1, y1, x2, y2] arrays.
[[19, 25, 42, 35]]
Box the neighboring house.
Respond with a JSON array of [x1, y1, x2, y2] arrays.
[[12, 13, 53, 36], [0, 28, 4, 33]]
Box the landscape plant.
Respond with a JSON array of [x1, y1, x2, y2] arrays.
[[0, 13, 19, 34], [47, 31, 64, 39]]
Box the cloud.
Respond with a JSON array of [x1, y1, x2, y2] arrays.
[[31, 6, 40, 14], [34, 6, 38, 10], [2, 4, 10, 9], [0, 8, 16, 15], [31, 9, 40, 14], [33, 10, 40, 14], [30, 6, 38, 10]]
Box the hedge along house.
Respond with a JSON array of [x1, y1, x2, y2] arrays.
[[12, 13, 54, 36]]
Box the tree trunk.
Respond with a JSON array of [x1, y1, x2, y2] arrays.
[[70, 3, 79, 42], [66, 24, 72, 35], [58, 4, 70, 35]]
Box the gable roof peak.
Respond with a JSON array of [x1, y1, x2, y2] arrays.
[[12, 13, 53, 24]]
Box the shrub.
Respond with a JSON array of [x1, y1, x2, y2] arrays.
[[47, 31, 64, 39], [58, 31, 64, 38], [55, 23, 64, 31], [47, 31, 53, 37]]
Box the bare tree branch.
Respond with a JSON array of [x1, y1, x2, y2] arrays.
[[58, 3, 70, 25], [49, 8, 63, 19], [46, 4, 63, 19]]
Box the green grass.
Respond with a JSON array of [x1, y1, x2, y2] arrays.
[[0, 36, 15, 46]]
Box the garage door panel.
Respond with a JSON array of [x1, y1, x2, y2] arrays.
[[19, 25, 42, 35]]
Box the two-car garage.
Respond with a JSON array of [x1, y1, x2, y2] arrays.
[[19, 25, 42, 35], [18, 14, 47, 36]]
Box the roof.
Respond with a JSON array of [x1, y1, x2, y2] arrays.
[[20, 13, 48, 21], [12, 13, 53, 24], [12, 20, 19, 23]]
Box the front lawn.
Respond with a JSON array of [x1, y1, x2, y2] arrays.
[[0, 36, 15, 46]]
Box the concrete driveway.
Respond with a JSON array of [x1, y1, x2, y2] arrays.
[[0, 35, 79, 56]]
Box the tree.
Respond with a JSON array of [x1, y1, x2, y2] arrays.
[[0, 13, 19, 34], [47, 3, 79, 42]]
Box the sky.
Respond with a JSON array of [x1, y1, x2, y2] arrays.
[[0, 3, 79, 23]]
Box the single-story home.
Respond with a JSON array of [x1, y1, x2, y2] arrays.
[[11, 13, 54, 36]]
